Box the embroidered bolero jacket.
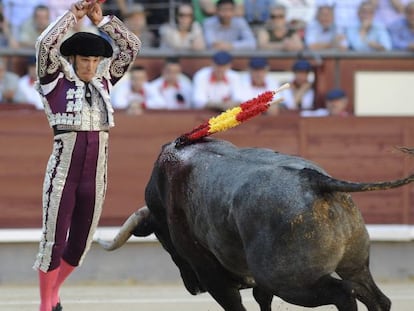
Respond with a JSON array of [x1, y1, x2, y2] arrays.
[[35, 11, 141, 131]]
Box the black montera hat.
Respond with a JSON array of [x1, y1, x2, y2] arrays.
[[60, 32, 113, 57]]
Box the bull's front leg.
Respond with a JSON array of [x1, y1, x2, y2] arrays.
[[192, 261, 248, 311], [253, 287, 273, 311], [168, 209, 247, 310]]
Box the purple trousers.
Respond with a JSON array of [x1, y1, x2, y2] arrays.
[[34, 131, 109, 272]]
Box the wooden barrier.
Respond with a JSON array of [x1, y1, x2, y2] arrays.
[[1, 109, 414, 228]]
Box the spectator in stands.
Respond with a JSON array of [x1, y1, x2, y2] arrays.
[[301, 88, 349, 117], [192, 0, 244, 24], [45, 0, 69, 21], [111, 65, 165, 114], [150, 57, 193, 109], [18, 5, 51, 48], [345, 1, 392, 51], [373, 0, 410, 27], [193, 0, 217, 23], [276, 0, 317, 38], [203, 0, 256, 51], [305, 5, 348, 51], [256, 4, 304, 52], [389, 1, 414, 51], [116, 0, 170, 43], [13, 56, 43, 109], [159, 3, 205, 51], [2, 0, 45, 39], [123, 4, 156, 49], [102, 0, 122, 18], [281, 59, 315, 111], [0, 57, 20, 103], [243, 0, 273, 30], [316, 0, 363, 29], [192, 50, 241, 111], [236, 56, 281, 115], [0, 5, 16, 47]]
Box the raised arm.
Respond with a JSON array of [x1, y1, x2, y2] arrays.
[[97, 4, 141, 85], [35, 1, 92, 83]]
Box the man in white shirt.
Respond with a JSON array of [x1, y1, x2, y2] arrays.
[[301, 88, 349, 117], [192, 50, 241, 111], [236, 56, 281, 114], [150, 57, 193, 109], [237, 57, 280, 100], [281, 59, 315, 111], [305, 5, 348, 50], [14, 56, 43, 109], [111, 65, 164, 114]]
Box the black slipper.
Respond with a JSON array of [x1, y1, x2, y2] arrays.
[[52, 302, 63, 311]]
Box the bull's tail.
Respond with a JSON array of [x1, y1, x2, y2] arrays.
[[303, 168, 414, 193]]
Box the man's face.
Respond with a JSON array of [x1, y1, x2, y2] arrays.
[[269, 8, 286, 27], [213, 63, 230, 78], [73, 55, 101, 82], [35, 8, 50, 32], [358, 3, 375, 24], [217, 3, 235, 25], [130, 69, 147, 91], [250, 68, 267, 85], [327, 98, 348, 115], [318, 7, 333, 28], [163, 63, 181, 83], [125, 13, 147, 32], [293, 71, 309, 84]]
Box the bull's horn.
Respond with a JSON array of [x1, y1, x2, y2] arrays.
[[97, 206, 150, 251]]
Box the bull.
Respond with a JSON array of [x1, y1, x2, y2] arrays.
[[99, 138, 414, 311]]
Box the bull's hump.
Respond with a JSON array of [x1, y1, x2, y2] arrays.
[[161, 139, 235, 163], [159, 141, 200, 164], [161, 139, 326, 174]]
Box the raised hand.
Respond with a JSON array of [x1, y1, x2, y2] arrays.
[[87, 1, 104, 25], [70, 1, 93, 20]]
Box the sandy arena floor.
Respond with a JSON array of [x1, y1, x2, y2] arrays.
[[1, 281, 414, 311]]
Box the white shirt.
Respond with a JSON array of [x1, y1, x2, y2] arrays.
[[150, 74, 193, 109], [276, 0, 317, 25], [111, 80, 165, 110], [235, 72, 280, 103], [282, 85, 315, 110], [14, 74, 44, 109], [192, 66, 241, 109]]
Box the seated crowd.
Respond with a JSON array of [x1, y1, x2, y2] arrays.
[[109, 52, 348, 117], [0, 49, 348, 117], [0, 0, 412, 114], [0, 0, 413, 51]]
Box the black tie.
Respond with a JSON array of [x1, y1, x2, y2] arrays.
[[85, 83, 92, 106]]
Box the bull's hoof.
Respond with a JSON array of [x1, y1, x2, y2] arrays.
[[52, 302, 63, 311]]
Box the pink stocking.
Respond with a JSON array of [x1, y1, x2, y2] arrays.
[[38, 268, 60, 311], [51, 260, 76, 307]]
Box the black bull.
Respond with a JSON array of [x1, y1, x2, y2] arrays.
[[99, 139, 414, 311]]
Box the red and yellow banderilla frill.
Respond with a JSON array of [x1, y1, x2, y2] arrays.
[[175, 83, 290, 148]]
